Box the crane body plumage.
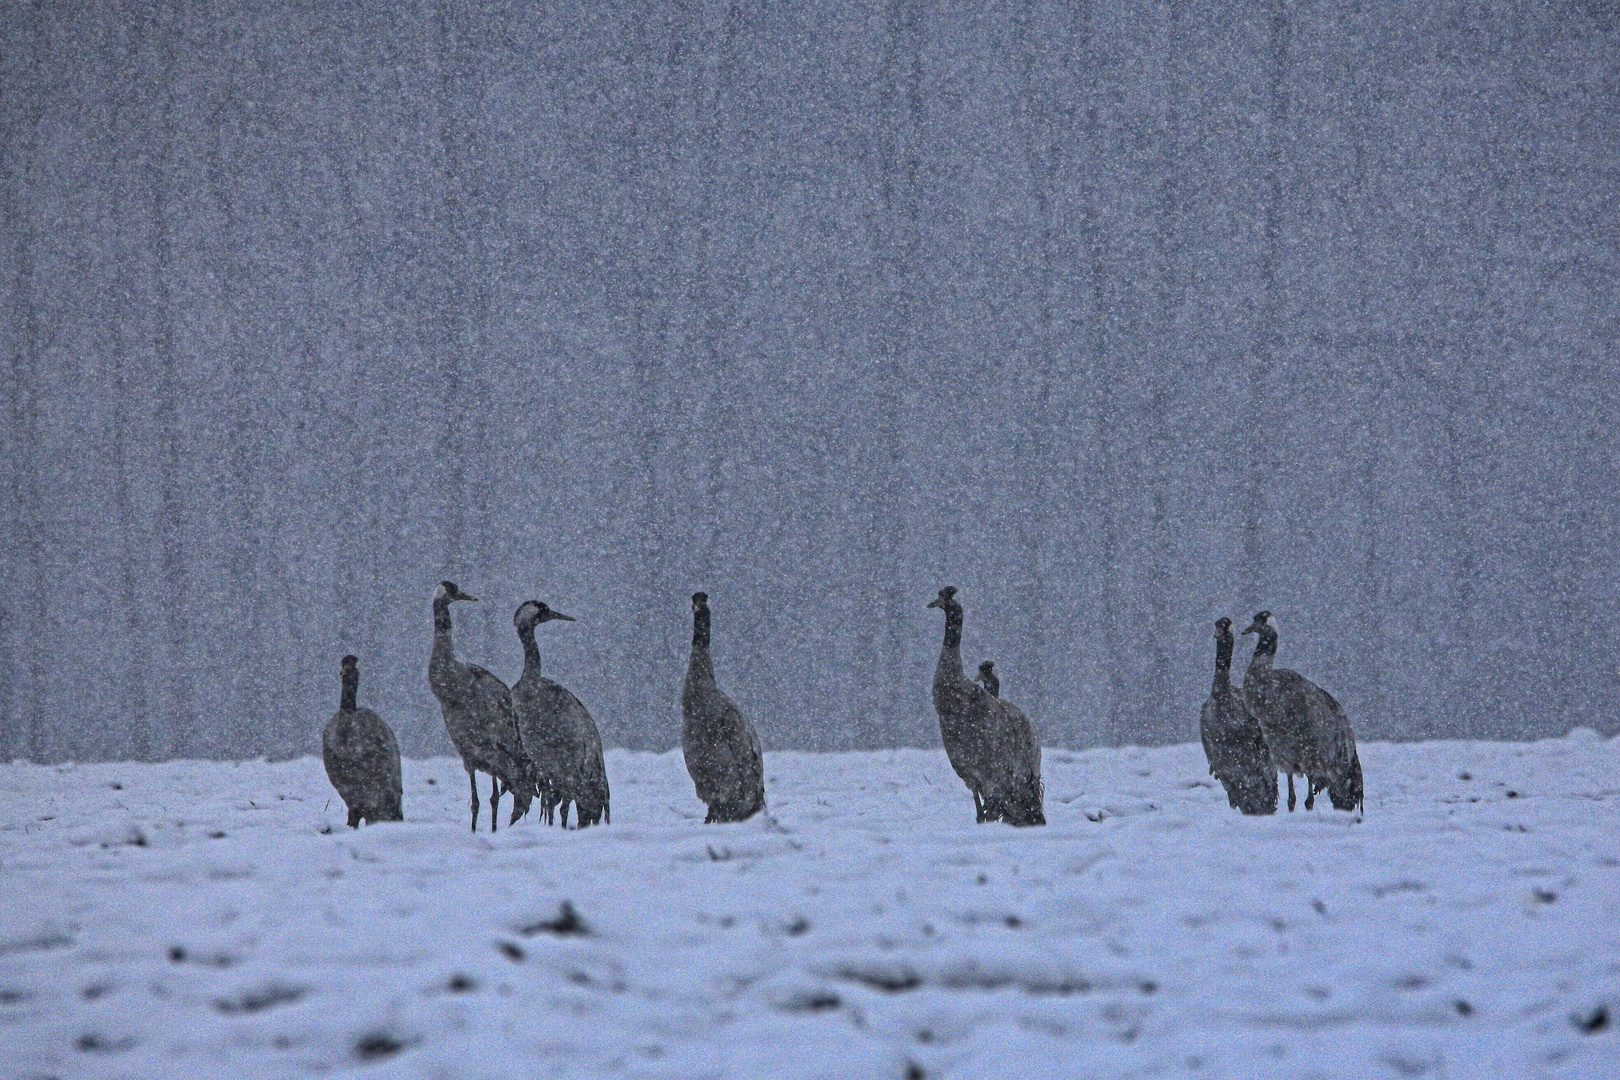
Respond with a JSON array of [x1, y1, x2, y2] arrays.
[[427, 582, 535, 831], [1199, 619, 1277, 815], [1241, 612, 1363, 814], [681, 593, 766, 823], [928, 587, 1044, 826], [511, 601, 610, 828], [322, 655, 403, 827]]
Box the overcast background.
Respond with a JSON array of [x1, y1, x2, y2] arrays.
[[2, 0, 1617, 763]]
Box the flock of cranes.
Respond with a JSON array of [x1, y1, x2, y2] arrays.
[[322, 583, 1364, 831], [323, 582, 763, 831], [425, 582, 610, 831], [1201, 612, 1363, 816], [927, 587, 1046, 826]]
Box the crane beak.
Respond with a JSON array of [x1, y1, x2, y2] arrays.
[[461, 593, 480, 603], [1240, 620, 1259, 635], [549, 611, 576, 622], [926, 598, 941, 609]]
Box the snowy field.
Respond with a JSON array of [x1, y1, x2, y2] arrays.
[[2, 735, 1617, 1080]]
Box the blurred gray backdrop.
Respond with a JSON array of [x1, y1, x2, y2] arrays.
[[3, 0, 1617, 762]]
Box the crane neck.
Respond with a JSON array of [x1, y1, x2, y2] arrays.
[[940, 603, 963, 650], [1246, 635, 1276, 683], [687, 607, 715, 683], [1253, 627, 1278, 658], [687, 638, 715, 683], [517, 622, 542, 674], [1213, 634, 1233, 693], [340, 667, 358, 711], [431, 597, 457, 667]]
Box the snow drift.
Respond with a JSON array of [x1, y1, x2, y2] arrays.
[[2, 735, 1617, 1078]]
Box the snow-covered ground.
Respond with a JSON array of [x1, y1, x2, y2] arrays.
[[2, 735, 1617, 1079]]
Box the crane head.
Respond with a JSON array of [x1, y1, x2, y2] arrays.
[[435, 580, 478, 604]]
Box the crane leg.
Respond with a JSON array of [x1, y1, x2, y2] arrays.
[[1286, 772, 1296, 812], [561, 799, 571, 830], [489, 774, 501, 833], [468, 768, 480, 832]]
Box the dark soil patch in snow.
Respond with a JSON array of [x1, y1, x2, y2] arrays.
[[168, 945, 236, 966], [0, 932, 72, 956], [938, 970, 1092, 996], [836, 965, 922, 993], [76, 1032, 135, 1054], [517, 900, 589, 937], [832, 962, 1119, 998], [1573, 1005, 1608, 1034], [215, 985, 305, 1014], [354, 1031, 410, 1060], [1370, 880, 1426, 898], [780, 990, 841, 1013], [1379, 1051, 1432, 1076]]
